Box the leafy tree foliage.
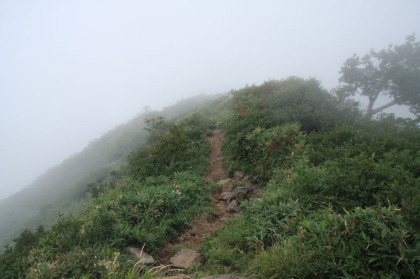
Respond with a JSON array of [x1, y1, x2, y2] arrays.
[[339, 35, 420, 119], [144, 115, 169, 145]]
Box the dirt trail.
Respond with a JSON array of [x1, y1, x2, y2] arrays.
[[157, 125, 258, 264]]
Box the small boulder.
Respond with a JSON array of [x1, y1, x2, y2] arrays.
[[127, 247, 155, 265], [217, 178, 232, 187], [231, 186, 251, 200], [226, 200, 239, 213], [234, 171, 243, 178], [219, 192, 235, 202], [169, 248, 199, 269]]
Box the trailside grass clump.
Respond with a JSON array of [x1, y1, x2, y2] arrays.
[[23, 172, 218, 278], [248, 205, 419, 278]]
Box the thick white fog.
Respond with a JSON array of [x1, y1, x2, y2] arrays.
[[1, 1, 419, 199]]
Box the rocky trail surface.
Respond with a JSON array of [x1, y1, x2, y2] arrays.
[[156, 125, 260, 278]]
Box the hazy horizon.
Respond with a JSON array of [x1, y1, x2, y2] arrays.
[[1, 1, 420, 199]]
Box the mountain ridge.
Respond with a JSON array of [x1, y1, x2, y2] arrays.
[[0, 79, 419, 278]]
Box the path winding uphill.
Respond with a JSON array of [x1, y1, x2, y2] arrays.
[[157, 124, 260, 271]]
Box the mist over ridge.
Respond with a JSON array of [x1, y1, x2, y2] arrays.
[[1, 1, 419, 199]]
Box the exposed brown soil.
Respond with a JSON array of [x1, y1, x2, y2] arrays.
[[156, 125, 260, 265]]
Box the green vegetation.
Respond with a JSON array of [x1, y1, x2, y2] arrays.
[[1, 45, 419, 277], [199, 78, 420, 278], [0, 95, 219, 252], [0, 110, 218, 278]]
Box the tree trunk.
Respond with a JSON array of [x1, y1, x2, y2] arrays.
[[365, 97, 376, 119]]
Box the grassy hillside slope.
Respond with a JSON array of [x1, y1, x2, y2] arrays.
[[0, 95, 220, 252]]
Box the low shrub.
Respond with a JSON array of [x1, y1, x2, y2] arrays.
[[223, 123, 304, 182], [128, 124, 210, 180]]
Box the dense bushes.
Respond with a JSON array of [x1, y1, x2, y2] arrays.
[[200, 79, 420, 278], [128, 114, 212, 180], [222, 77, 354, 134], [222, 77, 356, 183], [225, 123, 304, 181], [0, 227, 45, 278], [280, 150, 419, 212], [221, 78, 419, 226], [301, 123, 420, 231]]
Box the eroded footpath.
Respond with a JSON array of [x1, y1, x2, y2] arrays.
[[156, 125, 260, 272]]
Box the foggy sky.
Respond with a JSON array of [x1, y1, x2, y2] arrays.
[[1, 1, 419, 199]]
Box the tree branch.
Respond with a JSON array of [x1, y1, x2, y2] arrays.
[[370, 99, 398, 116]]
